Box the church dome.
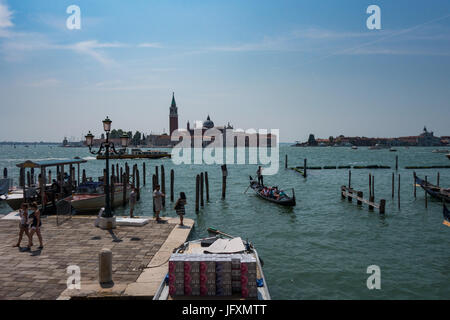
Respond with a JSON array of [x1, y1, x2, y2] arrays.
[[203, 115, 214, 129]]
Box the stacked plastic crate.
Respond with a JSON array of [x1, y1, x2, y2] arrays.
[[200, 256, 216, 296], [241, 255, 258, 298], [231, 254, 242, 294], [184, 255, 200, 296], [168, 254, 184, 297], [215, 255, 232, 296]]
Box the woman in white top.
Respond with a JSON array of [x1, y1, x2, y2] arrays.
[[14, 203, 32, 249]]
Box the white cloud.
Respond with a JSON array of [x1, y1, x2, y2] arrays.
[[0, 1, 13, 29]]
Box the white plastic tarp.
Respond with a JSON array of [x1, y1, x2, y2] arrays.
[[204, 237, 246, 254]]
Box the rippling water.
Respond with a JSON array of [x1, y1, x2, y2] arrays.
[[1, 144, 449, 299]]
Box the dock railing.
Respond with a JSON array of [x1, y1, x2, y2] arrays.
[[341, 186, 386, 214]]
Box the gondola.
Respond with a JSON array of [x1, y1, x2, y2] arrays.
[[249, 176, 296, 206], [415, 174, 450, 203]]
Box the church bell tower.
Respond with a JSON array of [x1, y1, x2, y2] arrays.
[[169, 92, 178, 135]]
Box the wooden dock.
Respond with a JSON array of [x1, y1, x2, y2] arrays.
[[0, 215, 193, 300]]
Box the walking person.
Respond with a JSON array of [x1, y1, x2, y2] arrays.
[[13, 203, 32, 249], [153, 185, 165, 222], [129, 186, 137, 218], [257, 166, 264, 186], [174, 192, 187, 226], [28, 202, 43, 249]]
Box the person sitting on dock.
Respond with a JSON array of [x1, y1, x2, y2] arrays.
[[129, 186, 137, 218], [153, 185, 165, 222], [174, 192, 187, 226], [13, 203, 32, 249]]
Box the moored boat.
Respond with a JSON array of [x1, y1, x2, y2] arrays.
[[414, 174, 450, 203], [153, 231, 270, 300], [249, 176, 296, 206], [65, 181, 131, 213]]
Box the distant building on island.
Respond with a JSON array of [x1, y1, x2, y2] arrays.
[[294, 126, 447, 147], [79, 92, 277, 148], [147, 93, 276, 148]]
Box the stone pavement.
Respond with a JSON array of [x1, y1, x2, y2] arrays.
[[0, 216, 192, 300]]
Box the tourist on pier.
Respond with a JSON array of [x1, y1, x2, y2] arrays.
[[174, 192, 187, 226], [153, 185, 165, 222], [28, 202, 43, 249], [129, 186, 137, 218], [14, 203, 32, 249], [257, 166, 264, 186]]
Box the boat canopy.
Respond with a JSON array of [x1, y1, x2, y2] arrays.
[[16, 159, 87, 169]]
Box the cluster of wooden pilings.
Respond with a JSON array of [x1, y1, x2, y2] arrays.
[[341, 170, 386, 214], [107, 162, 177, 213], [195, 171, 210, 213]]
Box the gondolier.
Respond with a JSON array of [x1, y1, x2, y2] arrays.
[[257, 166, 264, 186]]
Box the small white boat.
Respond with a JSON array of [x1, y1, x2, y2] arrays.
[[153, 231, 271, 300], [390, 147, 397, 152], [351, 146, 358, 150], [65, 182, 130, 213], [369, 144, 386, 150]]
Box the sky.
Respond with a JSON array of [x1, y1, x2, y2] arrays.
[[0, 0, 449, 142]]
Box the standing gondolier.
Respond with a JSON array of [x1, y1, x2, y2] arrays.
[[257, 166, 264, 186]]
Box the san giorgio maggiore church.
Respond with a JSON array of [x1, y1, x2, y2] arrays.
[[145, 93, 276, 148]]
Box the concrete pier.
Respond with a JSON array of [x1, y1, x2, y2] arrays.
[[0, 215, 193, 300]]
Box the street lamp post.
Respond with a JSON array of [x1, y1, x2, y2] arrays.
[[85, 117, 129, 228]]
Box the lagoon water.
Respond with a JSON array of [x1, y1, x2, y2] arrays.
[[0, 144, 449, 299]]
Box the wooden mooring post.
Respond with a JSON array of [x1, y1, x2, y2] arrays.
[[285, 155, 288, 169], [161, 165, 165, 208], [437, 172, 440, 187], [413, 171, 417, 198], [136, 169, 140, 201], [357, 191, 363, 205], [398, 173, 401, 210], [221, 165, 227, 200], [155, 166, 159, 185], [425, 175, 428, 208], [200, 172, 204, 207], [372, 175, 375, 199], [369, 174, 372, 198], [304, 159, 307, 178], [348, 170, 351, 189], [205, 172, 210, 202], [392, 173, 395, 198], [143, 163, 146, 186], [196, 174, 200, 213], [395, 155, 398, 171], [170, 169, 174, 202]]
